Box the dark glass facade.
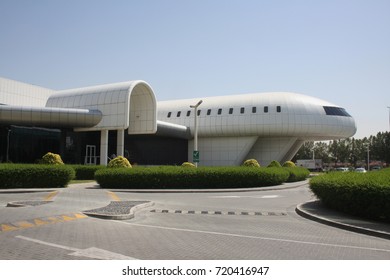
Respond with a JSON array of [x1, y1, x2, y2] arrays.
[[0, 126, 188, 165], [0, 125, 61, 163]]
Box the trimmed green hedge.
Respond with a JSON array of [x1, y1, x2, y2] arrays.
[[95, 166, 291, 189], [310, 168, 390, 221], [71, 165, 106, 180], [0, 164, 75, 188], [285, 167, 310, 182]]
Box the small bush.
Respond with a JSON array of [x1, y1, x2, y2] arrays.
[[283, 161, 296, 168], [242, 159, 260, 167], [182, 162, 196, 168], [267, 160, 281, 168], [0, 164, 75, 188], [108, 156, 131, 168], [41, 152, 64, 165], [310, 170, 390, 221]]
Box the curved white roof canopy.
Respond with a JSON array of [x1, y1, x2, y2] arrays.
[[47, 80, 157, 134]]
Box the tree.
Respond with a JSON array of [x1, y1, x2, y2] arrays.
[[293, 132, 390, 166]]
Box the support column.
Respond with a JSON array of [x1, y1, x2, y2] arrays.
[[117, 129, 124, 157], [100, 130, 108, 165]]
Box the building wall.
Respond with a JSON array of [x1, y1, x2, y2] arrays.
[[0, 77, 54, 106]]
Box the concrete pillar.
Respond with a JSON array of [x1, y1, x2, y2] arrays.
[[117, 129, 124, 157], [100, 130, 108, 165]]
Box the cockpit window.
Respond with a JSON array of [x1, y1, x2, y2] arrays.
[[323, 106, 351, 117]]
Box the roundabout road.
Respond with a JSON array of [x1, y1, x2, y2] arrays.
[[1, 181, 390, 259]]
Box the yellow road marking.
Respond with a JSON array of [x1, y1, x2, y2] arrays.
[[48, 217, 63, 223], [61, 215, 76, 221], [44, 190, 59, 201], [16, 221, 35, 229], [0, 213, 88, 233], [74, 213, 87, 219], [1, 224, 19, 232], [34, 219, 50, 226], [107, 191, 121, 201]]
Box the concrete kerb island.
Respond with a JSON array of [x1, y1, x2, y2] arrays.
[[83, 201, 154, 220]]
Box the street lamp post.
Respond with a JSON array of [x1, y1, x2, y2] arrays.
[[190, 100, 203, 167], [366, 140, 371, 171], [387, 106, 390, 131], [6, 127, 11, 162]]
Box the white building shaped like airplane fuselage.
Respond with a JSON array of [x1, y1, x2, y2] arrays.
[[0, 78, 356, 166], [157, 92, 356, 166]]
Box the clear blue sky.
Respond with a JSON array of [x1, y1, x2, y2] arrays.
[[1, 0, 389, 138]]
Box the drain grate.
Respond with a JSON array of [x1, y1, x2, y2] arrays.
[[150, 209, 287, 216]]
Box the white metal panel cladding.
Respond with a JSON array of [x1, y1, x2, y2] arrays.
[[46, 80, 157, 133], [157, 92, 356, 139], [0, 105, 102, 128], [0, 77, 54, 107]]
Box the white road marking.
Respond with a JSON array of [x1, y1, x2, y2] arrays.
[[118, 222, 390, 254], [260, 195, 279, 198], [210, 195, 280, 199], [15, 235, 136, 260], [209, 195, 241, 198]]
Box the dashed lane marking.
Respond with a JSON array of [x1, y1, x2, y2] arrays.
[[0, 213, 88, 233], [150, 209, 287, 216]]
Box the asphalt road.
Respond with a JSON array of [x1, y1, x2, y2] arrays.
[[1, 182, 390, 260]]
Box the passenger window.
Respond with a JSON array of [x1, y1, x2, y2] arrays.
[[264, 106, 268, 113], [218, 108, 222, 115], [277, 106, 281, 113], [177, 111, 181, 117], [186, 110, 191, 117], [207, 109, 211, 115], [252, 107, 257, 113], [167, 112, 172, 118], [240, 107, 245, 114], [229, 108, 233, 114], [197, 110, 201, 116]]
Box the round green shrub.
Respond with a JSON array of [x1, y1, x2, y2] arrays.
[[267, 160, 281, 168], [182, 162, 196, 168], [108, 156, 131, 168], [41, 152, 64, 165], [242, 159, 260, 167], [283, 161, 296, 168]]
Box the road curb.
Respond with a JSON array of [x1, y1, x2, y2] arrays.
[[296, 201, 390, 240], [109, 180, 309, 194]]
